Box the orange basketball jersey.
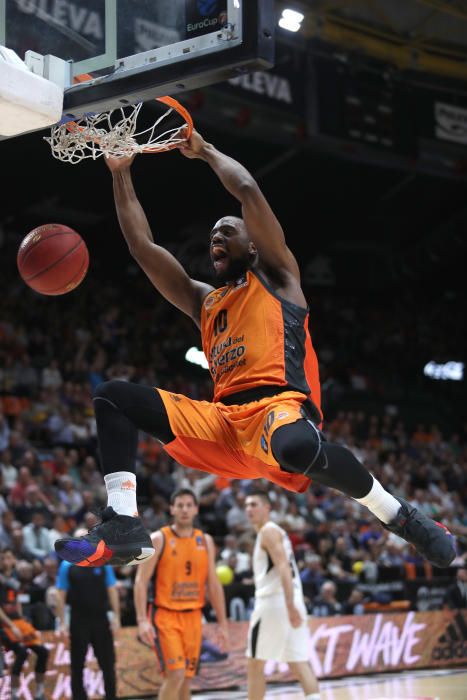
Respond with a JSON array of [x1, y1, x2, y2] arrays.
[[153, 527, 209, 611], [201, 270, 322, 415], [2, 618, 41, 647]]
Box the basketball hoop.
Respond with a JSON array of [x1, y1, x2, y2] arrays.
[[45, 96, 193, 165]]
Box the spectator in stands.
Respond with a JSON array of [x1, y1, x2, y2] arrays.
[[0, 411, 10, 453], [74, 490, 100, 525], [149, 459, 175, 502], [8, 466, 33, 508], [300, 554, 326, 593], [15, 484, 51, 524], [41, 359, 63, 391], [57, 475, 83, 515], [40, 466, 61, 510], [33, 557, 59, 593], [79, 457, 104, 491], [10, 527, 34, 562], [215, 480, 245, 518], [378, 540, 405, 567], [443, 567, 467, 610], [20, 450, 41, 477], [359, 522, 384, 550], [282, 499, 307, 534], [333, 536, 354, 572], [341, 589, 365, 615], [312, 581, 342, 617], [220, 534, 238, 560], [14, 355, 39, 397], [327, 554, 355, 581], [48, 447, 69, 477], [220, 534, 253, 575], [82, 511, 100, 530], [359, 550, 379, 583], [48, 515, 70, 548], [176, 468, 217, 502], [23, 511, 52, 560], [69, 410, 91, 445], [141, 495, 169, 532], [0, 449, 17, 490], [226, 492, 250, 534], [47, 406, 74, 445], [0, 474, 7, 518], [0, 510, 17, 549]]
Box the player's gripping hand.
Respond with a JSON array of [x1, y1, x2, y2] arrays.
[[287, 604, 304, 628], [177, 129, 207, 159], [104, 154, 137, 172], [137, 618, 155, 648]]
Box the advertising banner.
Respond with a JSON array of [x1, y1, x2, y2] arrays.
[[0, 610, 465, 698], [219, 38, 307, 116], [434, 102, 467, 145]]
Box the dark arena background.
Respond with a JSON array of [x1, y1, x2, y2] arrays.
[[0, 1, 466, 699]]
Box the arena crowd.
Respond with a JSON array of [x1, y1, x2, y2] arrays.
[[0, 256, 465, 629]]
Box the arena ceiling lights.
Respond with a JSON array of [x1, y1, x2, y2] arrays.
[[278, 8, 304, 32]]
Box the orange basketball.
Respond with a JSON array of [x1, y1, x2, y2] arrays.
[[17, 223, 89, 295]]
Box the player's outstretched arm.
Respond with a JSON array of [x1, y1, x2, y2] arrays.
[[179, 131, 300, 282], [205, 534, 230, 650], [106, 155, 213, 326]]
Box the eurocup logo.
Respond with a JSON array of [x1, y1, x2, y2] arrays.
[[197, 0, 218, 16]]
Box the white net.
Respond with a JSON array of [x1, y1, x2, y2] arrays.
[[45, 101, 189, 164]]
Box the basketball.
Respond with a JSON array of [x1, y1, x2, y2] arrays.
[[216, 564, 234, 586], [17, 223, 89, 295]]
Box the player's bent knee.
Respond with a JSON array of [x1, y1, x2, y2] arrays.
[[271, 419, 327, 477], [93, 379, 128, 404]]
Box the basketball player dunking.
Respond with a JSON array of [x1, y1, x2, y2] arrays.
[[245, 489, 320, 700], [55, 130, 455, 571]]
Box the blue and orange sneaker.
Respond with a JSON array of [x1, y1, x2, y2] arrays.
[[383, 497, 456, 568], [54, 507, 154, 567]]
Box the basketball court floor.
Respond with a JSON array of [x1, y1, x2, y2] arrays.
[[191, 669, 467, 700]]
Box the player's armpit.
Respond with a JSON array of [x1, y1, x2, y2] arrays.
[[132, 243, 214, 325]]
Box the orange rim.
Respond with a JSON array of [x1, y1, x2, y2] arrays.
[[145, 96, 194, 152], [62, 74, 193, 153]]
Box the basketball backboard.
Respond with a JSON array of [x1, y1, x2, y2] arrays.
[[0, 0, 274, 120]]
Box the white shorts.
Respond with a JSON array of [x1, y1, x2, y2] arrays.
[[246, 593, 309, 663]]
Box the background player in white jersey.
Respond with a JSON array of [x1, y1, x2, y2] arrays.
[[245, 489, 320, 700]]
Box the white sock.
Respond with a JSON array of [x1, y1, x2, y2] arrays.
[[354, 476, 400, 524], [104, 471, 138, 517]]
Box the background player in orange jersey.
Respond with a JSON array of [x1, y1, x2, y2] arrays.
[[55, 130, 455, 573], [134, 488, 229, 700]]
